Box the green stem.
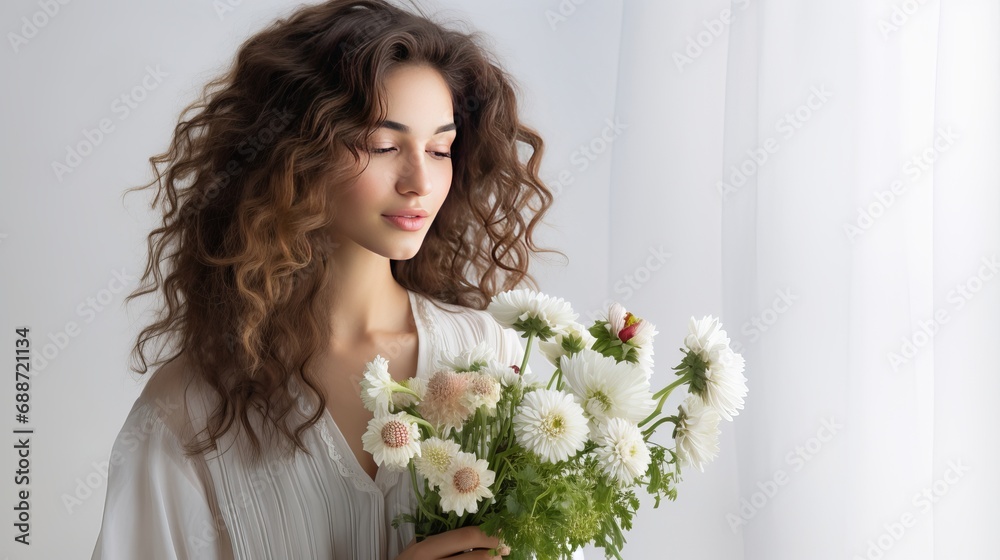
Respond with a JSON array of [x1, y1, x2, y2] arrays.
[[410, 417, 439, 439], [546, 367, 561, 390], [392, 384, 421, 398], [653, 376, 689, 400], [639, 375, 690, 428], [471, 457, 510, 527], [530, 485, 554, 517], [478, 409, 487, 459], [409, 463, 449, 533], [642, 415, 678, 438], [519, 332, 535, 379]]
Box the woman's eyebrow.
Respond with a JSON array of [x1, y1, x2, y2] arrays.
[[379, 120, 456, 134]]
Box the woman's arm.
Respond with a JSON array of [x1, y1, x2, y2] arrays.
[[397, 526, 507, 559]]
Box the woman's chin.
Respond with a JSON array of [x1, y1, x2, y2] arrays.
[[382, 242, 425, 261]]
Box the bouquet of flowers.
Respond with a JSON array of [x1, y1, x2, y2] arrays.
[[358, 289, 748, 559]]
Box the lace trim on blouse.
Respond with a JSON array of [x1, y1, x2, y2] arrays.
[[289, 376, 381, 495]]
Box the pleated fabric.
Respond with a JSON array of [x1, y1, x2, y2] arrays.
[[91, 290, 524, 560]]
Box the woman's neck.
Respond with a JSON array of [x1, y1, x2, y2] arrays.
[[322, 243, 411, 341]]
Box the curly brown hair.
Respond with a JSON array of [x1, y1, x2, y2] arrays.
[[123, 0, 555, 463]]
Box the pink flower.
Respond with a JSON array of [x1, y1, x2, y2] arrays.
[[417, 370, 474, 435]]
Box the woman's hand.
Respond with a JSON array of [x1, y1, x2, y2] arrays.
[[396, 526, 510, 560]]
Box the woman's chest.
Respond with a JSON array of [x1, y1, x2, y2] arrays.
[[314, 336, 419, 480]]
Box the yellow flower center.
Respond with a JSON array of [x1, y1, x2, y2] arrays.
[[540, 413, 567, 438], [425, 446, 452, 472], [624, 441, 640, 458]]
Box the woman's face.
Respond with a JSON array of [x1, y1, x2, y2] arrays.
[[329, 63, 456, 261]]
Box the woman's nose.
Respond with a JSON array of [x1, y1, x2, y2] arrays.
[[396, 152, 434, 196]]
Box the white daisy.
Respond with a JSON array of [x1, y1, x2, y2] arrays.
[[560, 349, 655, 430], [674, 394, 721, 472], [538, 321, 597, 367], [413, 437, 461, 489], [438, 451, 496, 516], [593, 418, 651, 485], [465, 372, 502, 414], [360, 412, 421, 470], [513, 389, 589, 463], [359, 355, 396, 416], [683, 316, 748, 421], [439, 340, 495, 373], [487, 289, 578, 339]]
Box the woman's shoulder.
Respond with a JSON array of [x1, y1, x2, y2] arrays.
[[121, 353, 216, 447], [414, 291, 499, 334], [412, 290, 524, 362]]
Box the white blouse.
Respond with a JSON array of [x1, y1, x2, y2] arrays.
[[90, 289, 548, 560]]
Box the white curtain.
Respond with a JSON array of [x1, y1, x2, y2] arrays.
[[601, 0, 998, 558]]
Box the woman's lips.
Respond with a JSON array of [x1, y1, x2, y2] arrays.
[[382, 215, 426, 231]]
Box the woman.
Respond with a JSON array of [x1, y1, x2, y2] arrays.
[[90, 1, 557, 558]]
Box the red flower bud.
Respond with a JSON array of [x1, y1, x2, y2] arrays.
[[618, 312, 642, 343]]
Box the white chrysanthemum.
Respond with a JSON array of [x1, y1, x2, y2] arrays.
[[594, 418, 651, 485], [438, 451, 495, 516], [480, 360, 522, 387], [360, 412, 421, 470], [440, 340, 495, 373], [359, 355, 395, 416], [674, 394, 721, 472], [560, 349, 655, 430], [391, 376, 425, 409], [465, 373, 502, 414], [487, 289, 578, 337], [538, 321, 597, 367], [684, 316, 748, 421], [684, 315, 730, 363], [513, 389, 589, 463], [413, 437, 461, 489]]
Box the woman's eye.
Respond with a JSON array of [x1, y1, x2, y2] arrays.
[[367, 146, 450, 159]]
